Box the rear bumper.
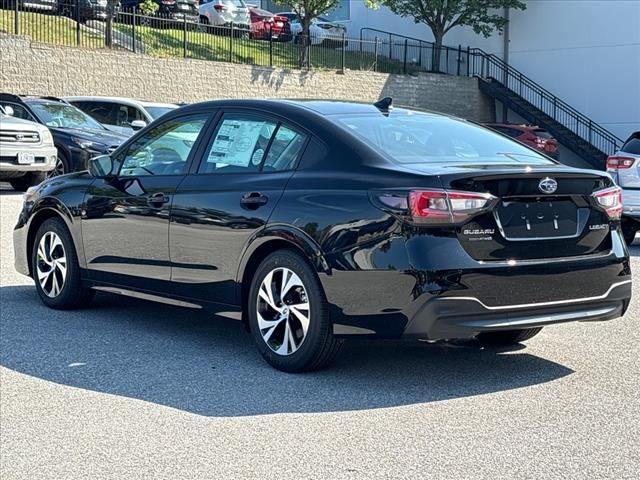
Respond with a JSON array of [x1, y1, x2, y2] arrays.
[[402, 280, 631, 339]]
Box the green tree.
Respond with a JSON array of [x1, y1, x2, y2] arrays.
[[274, 0, 341, 67], [366, 0, 526, 71]]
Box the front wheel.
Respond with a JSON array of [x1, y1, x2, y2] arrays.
[[476, 327, 542, 346], [247, 250, 343, 372], [32, 218, 95, 309]]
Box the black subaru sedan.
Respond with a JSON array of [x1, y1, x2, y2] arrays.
[[13, 99, 632, 372]]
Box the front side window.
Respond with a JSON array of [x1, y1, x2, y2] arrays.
[[337, 111, 556, 166], [116, 105, 145, 128], [120, 115, 208, 176], [28, 102, 105, 130], [76, 101, 117, 125], [200, 116, 277, 173]]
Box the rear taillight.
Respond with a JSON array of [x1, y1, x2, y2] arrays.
[[592, 186, 623, 219], [408, 189, 496, 224], [214, 4, 227, 11], [607, 156, 636, 170]]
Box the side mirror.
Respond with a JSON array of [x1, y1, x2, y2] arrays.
[[4, 105, 14, 116], [88, 155, 114, 178], [130, 120, 147, 130]]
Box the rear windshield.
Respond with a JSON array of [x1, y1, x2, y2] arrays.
[[336, 112, 556, 166], [622, 134, 640, 155], [224, 0, 246, 6]]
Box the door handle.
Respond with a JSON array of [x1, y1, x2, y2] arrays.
[[147, 192, 170, 207], [241, 192, 268, 209]]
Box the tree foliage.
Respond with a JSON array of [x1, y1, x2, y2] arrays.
[[274, 0, 341, 66]]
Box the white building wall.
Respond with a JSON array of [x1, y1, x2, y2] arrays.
[[344, 0, 640, 141]]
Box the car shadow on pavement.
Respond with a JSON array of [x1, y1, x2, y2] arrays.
[[0, 285, 574, 417]]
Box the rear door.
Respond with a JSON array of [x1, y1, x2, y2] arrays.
[[169, 110, 309, 305]]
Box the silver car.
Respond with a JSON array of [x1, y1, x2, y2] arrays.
[[199, 0, 250, 30], [0, 106, 57, 191], [607, 131, 640, 244]]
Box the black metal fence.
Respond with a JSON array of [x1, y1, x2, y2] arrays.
[[0, 3, 426, 74]]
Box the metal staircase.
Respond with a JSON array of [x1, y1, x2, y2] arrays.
[[358, 28, 625, 170], [469, 52, 623, 170]]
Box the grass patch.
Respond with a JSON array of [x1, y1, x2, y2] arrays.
[[0, 9, 105, 47], [0, 8, 412, 73]]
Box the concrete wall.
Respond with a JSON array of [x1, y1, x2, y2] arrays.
[[0, 34, 495, 123], [345, 1, 640, 140]]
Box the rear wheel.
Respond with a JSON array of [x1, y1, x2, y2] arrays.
[[32, 218, 95, 309], [476, 327, 542, 346], [247, 250, 342, 372]]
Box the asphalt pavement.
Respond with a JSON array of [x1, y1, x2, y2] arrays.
[[0, 183, 638, 479]]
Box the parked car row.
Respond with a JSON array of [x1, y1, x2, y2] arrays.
[[0, 94, 180, 186]]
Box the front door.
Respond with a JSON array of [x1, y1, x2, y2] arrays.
[[169, 112, 310, 305], [82, 113, 210, 288]]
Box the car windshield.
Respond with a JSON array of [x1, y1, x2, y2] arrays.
[[336, 111, 556, 166], [145, 106, 178, 120], [29, 102, 104, 130]]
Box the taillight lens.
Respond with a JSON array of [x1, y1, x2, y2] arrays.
[[607, 156, 636, 170], [214, 4, 227, 11], [409, 189, 496, 224], [592, 186, 623, 219]]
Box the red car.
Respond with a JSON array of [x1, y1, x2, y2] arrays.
[[249, 7, 292, 41], [486, 124, 559, 158]]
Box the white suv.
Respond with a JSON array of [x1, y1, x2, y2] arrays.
[[64, 96, 178, 136], [607, 131, 640, 244], [0, 106, 57, 191], [199, 0, 250, 30]]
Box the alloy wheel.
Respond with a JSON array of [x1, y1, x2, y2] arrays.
[[48, 156, 65, 178], [36, 231, 67, 298], [256, 267, 310, 356]]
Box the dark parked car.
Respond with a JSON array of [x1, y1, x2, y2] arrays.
[[486, 123, 559, 159], [57, 0, 121, 22], [13, 99, 631, 372], [120, 0, 199, 23], [0, 94, 127, 177]]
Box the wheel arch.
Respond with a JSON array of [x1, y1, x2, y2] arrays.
[[236, 225, 330, 326], [26, 204, 76, 276]]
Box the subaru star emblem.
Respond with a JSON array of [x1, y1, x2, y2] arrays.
[[539, 177, 558, 194]]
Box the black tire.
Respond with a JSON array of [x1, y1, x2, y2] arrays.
[[32, 218, 95, 309], [247, 249, 343, 372], [621, 219, 637, 245], [476, 327, 543, 346], [9, 172, 47, 192], [48, 152, 69, 178]]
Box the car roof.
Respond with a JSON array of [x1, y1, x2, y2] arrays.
[[178, 98, 450, 119], [63, 96, 178, 109]]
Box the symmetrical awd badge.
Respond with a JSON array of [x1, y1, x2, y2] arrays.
[[538, 177, 558, 194]]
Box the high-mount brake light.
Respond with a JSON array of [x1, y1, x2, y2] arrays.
[[408, 189, 496, 224], [592, 186, 623, 220]]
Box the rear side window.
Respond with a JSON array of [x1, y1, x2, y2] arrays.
[[74, 101, 117, 125], [263, 125, 307, 171], [622, 134, 640, 155]]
